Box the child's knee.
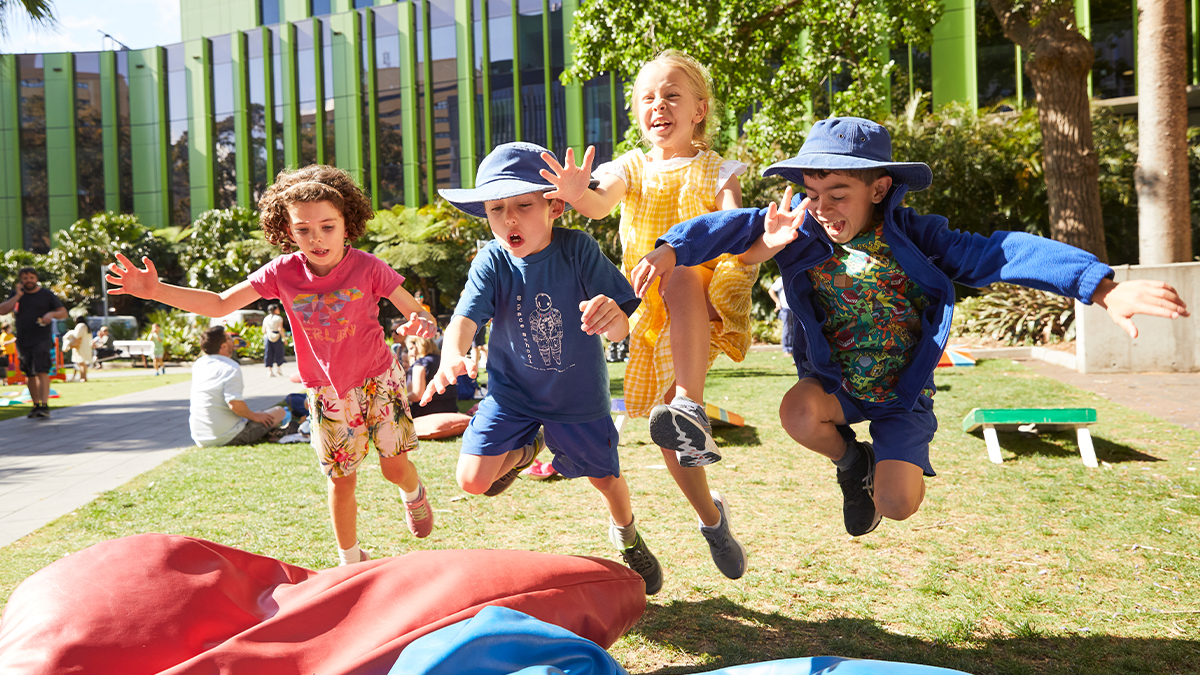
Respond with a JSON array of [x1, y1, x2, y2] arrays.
[[872, 467, 925, 521], [456, 456, 495, 495]]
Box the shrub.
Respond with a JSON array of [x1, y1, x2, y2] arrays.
[[953, 283, 1074, 346], [146, 309, 203, 362], [178, 208, 275, 293]]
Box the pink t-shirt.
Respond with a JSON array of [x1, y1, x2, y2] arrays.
[[249, 247, 404, 397]]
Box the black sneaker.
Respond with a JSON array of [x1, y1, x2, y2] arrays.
[[484, 428, 544, 497], [837, 440, 880, 536], [619, 533, 663, 595], [26, 405, 39, 419], [33, 404, 49, 418]]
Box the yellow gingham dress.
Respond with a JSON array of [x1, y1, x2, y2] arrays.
[[606, 149, 759, 418]]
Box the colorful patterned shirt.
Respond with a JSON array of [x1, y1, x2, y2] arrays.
[[807, 223, 932, 402]]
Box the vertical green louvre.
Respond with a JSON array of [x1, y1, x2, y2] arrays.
[[0, 55, 20, 249], [233, 31, 254, 208], [397, 0, 421, 209], [363, 7, 381, 209], [313, 18, 326, 165], [186, 39, 215, 218], [331, 10, 364, 184], [480, 0, 492, 154], [44, 53, 77, 235], [100, 51, 120, 212], [128, 48, 171, 230], [421, 0, 435, 204], [931, 0, 977, 110], [455, 0, 477, 187], [542, 0, 551, 154], [261, 28, 278, 181], [511, 6, 521, 142], [562, 0, 583, 158], [281, 22, 301, 168]]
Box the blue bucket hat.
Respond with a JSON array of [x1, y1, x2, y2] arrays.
[[439, 142, 597, 218], [762, 117, 932, 191]]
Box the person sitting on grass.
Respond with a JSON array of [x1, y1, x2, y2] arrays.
[[105, 164, 440, 566], [422, 142, 665, 595], [188, 324, 289, 447], [405, 335, 457, 418], [633, 116, 1190, 538]]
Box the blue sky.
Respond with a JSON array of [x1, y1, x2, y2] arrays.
[[3, 0, 180, 53]]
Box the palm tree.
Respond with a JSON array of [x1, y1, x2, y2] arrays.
[[0, 0, 56, 37]]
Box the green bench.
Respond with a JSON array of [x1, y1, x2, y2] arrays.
[[961, 408, 1099, 468]]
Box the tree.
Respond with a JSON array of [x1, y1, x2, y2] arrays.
[[565, 0, 942, 157], [0, 0, 55, 38], [985, 1, 1107, 261]]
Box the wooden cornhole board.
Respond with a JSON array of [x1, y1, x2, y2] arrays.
[[962, 407, 1099, 468], [611, 398, 744, 443]]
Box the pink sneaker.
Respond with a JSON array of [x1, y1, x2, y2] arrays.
[[404, 484, 434, 538], [520, 459, 558, 481]]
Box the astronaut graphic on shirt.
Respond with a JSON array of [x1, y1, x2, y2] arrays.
[[530, 292, 563, 366]]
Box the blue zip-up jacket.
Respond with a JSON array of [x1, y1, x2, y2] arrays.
[[658, 185, 1114, 411]]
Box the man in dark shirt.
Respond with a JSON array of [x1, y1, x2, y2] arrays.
[[0, 267, 67, 418]]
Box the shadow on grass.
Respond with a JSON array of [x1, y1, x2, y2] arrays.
[[966, 431, 1162, 464], [714, 425, 761, 447], [709, 369, 795, 381], [632, 597, 1199, 674]]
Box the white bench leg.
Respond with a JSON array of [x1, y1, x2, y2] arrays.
[[614, 414, 626, 445], [983, 425, 1003, 464], [1076, 427, 1098, 468]]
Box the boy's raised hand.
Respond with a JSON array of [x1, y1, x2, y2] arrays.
[[421, 353, 477, 406], [396, 312, 437, 338], [106, 253, 162, 299], [763, 187, 808, 249], [540, 146, 596, 204], [579, 294, 623, 337], [1092, 278, 1190, 339], [629, 245, 676, 299]]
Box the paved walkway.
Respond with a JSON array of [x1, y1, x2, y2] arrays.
[[0, 362, 300, 547], [1, 351, 1196, 548]]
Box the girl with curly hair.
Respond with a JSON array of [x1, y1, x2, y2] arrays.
[[106, 164, 438, 566]]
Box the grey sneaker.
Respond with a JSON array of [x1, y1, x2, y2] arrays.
[[837, 440, 881, 536], [619, 533, 663, 595], [649, 395, 721, 467], [700, 491, 747, 579], [484, 428, 545, 497]]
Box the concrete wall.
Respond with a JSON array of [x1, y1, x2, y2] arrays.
[[1076, 262, 1199, 372]]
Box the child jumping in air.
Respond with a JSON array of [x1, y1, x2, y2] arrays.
[[635, 116, 1190, 536], [540, 50, 753, 580], [106, 165, 438, 566], [422, 142, 664, 595]]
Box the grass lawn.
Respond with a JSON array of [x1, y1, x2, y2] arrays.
[[0, 369, 192, 421], [1, 353, 1196, 673]]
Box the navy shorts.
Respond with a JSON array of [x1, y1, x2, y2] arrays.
[[461, 396, 621, 479], [17, 343, 52, 375], [808, 377, 938, 476]]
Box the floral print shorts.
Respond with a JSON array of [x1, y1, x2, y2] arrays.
[[307, 359, 418, 478]]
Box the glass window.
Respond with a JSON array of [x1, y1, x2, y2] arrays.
[[74, 51, 105, 221], [374, 4, 403, 207], [116, 51, 133, 213], [517, 0, 544, 147], [488, 0, 515, 147], [976, 2, 1017, 108], [430, 0, 459, 188], [473, 0, 485, 164], [415, 0, 427, 202], [890, 44, 933, 116], [166, 43, 191, 227], [271, 27, 285, 177], [297, 21, 318, 166], [360, 8, 374, 199], [260, 0, 280, 26], [549, 1, 564, 155], [1091, 0, 1135, 99], [19, 54, 48, 252], [583, 72, 611, 162], [248, 28, 270, 203], [311, 0, 332, 17], [212, 34, 237, 209], [355, 0, 375, 7], [321, 19, 335, 166]]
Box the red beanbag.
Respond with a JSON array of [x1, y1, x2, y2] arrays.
[[0, 534, 646, 675], [413, 412, 472, 439]]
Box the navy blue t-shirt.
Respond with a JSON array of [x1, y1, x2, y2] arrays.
[[455, 228, 638, 423]]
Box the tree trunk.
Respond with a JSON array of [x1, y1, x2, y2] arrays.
[[989, 1, 1108, 262], [1136, 0, 1192, 264]]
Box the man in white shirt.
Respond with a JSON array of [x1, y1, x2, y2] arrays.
[[190, 325, 286, 447]]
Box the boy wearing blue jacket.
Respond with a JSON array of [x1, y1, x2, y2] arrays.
[[631, 117, 1189, 536]]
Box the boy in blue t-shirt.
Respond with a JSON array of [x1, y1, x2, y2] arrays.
[[423, 142, 664, 594], [633, 117, 1189, 537]]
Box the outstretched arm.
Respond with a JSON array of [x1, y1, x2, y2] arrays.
[[421, 315, 478, 405], [106, 253, 262, 316], [540, 146, 627, 220], [1091, 278, 1190, 339], [387, 284, 437, 338]]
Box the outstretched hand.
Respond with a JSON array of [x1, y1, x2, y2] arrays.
[[763, 187, 808, 250], [540, 146, 596, 204], [629, 245, 677, 299], [1093, 278, 1190, 338], [579, 294, 623, 336], [106, 253, 162, 299], [421, 353, 477, 406], [395, 312, 437, 339]]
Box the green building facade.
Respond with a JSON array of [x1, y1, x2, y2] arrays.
[[2, 0, 1197, 252]]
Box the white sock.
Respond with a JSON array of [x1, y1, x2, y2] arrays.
[[609, 516, 639, 549], [400, 484, 423, 502], [338, 543, 361, 566]]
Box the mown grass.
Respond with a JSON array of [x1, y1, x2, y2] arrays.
[[1, 353, 1197, 674], [0, 371, 192, 421]]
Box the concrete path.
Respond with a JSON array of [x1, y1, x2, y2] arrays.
[[0, 362, 301, 547]]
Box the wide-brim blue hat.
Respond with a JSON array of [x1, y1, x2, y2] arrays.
[[439, 142, 598, 218], [762, 117, 932, 191]]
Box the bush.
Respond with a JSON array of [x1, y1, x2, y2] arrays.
[[146, 309, 203, 362], [226, 321, 265, 362], [177, 208, 275, 293], [953, 283, 1074, 346]]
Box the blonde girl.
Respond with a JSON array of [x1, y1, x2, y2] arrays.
[[107, 164, 438, 566], [540, 50, 754, 580]]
